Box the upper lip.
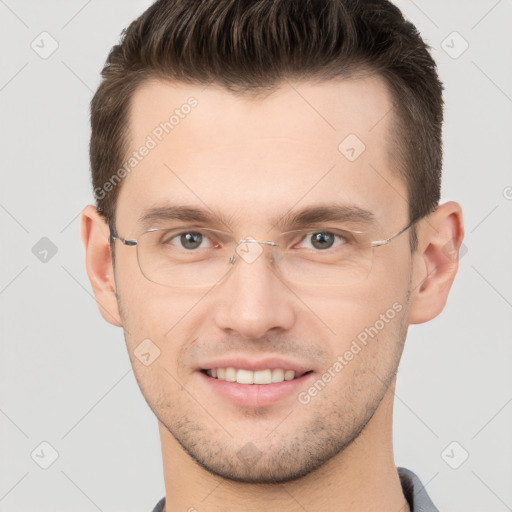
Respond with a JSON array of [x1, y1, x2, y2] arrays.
[[199, 355, 314, 375]]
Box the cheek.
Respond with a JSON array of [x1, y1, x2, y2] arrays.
[[299, 265, 408, 327], [115, 250, 188, 334], [295, 265, 410, 365], [305, 293, 409, 413], [115, 271, 206, 369]]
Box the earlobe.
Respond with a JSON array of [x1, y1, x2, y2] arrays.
[[409, 201, 464, 324], [80, 205, 122, 327]]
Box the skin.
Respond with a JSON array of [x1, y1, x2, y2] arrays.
[[81, 75, 464, 512]]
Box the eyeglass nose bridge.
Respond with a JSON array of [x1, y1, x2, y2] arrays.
[[228, 237, 278, 265]]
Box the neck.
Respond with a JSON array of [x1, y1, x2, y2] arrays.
[[158, 380, 409, 512]]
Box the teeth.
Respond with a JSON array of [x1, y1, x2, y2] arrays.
[[284, 370, 295, 381], [254, 369, 271, 384], [225, 367, 237, 382], [236, 369, 254, 384], [271, 368, 284, 383], [206, 368, 302, 384]]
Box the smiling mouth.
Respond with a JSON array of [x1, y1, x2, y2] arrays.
[[201, 368, 313, 385]]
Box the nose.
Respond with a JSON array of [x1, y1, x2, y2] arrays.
[[212, 242, 296, 340]]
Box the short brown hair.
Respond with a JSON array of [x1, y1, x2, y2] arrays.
[[90, 0, 444, 251]]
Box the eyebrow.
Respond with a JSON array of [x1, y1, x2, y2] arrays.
[[137, 203, 379, 232], [275, 204, 378, 231], [138, 205, 236, 231]]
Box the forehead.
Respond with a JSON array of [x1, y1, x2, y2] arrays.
[[116, 75, 406, 234]]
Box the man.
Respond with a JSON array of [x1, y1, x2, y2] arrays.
[[81, 0, 464, 510]]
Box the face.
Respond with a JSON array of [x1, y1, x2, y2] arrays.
[[111, 75, 415, 483]]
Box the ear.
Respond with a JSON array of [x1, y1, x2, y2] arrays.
[[80, 205, 122, 327], [409, 201, 465, 324]]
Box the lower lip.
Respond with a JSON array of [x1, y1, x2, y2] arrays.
[[198, 370, 315, 407]]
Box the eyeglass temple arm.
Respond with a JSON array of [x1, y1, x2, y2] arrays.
[[370, 218, 418, 247], [109, 226, 137, 246]]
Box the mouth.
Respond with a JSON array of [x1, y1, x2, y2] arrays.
[[198, 365, 316, 407], [201, 367, 314, 384], [197, 356, 316, 407]]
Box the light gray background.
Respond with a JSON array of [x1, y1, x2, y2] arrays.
[[1, 1, 511, 511]]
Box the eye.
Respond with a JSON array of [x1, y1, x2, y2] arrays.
[[166, 231, 215, 250], [297, 231, 348, 250]]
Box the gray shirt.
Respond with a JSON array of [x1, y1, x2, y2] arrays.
[[151, 466, 439, 512]]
